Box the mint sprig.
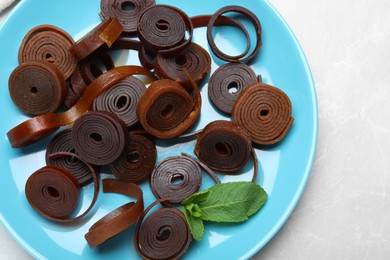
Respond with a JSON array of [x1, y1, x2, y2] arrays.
[[181, 181, 267, 241]]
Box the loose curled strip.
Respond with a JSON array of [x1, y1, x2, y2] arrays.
[[150, 156, 202, 204], [208, 63, 257, 114], [72, 111, 128, 165], [18, 24, 77, 79], [181, 153, 221, 184], [194, 120, 252, 173], [232, 83, 294, 145], [93, 76, 146, 127], [136, 77, 201, 139], [109, 133, 156, 182], [46, 128, 95, 186], [9, 61, 67, 116], [207, 5, 262, 63], [100, 0, 156, 34], [154, 43, 211, 89], [137, 4, 193, 56], [70, 17, 124, 60], [7, 65, 155, 148], [134, 198, 192, 260], [26, 152, 100, 223], [85, 179, 144, 248]]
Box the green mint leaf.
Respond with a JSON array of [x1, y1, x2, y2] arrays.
[[182, 189, 210, 205], [182, 206, 204, 241], [198, 182, 267, 223]]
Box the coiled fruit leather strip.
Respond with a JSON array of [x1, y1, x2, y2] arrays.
[[85, 179, 144, 248], [207, 5, 262, 63], [64, 64, 88, 108], [45, 128, 95, 186], [72, 111, 128, 165], [150, 156, 202, 204], [7, 65, 155, 148], [194, 120, 252, 173], [25, 152, 100, 223], [93, 76, 146, 127], [134, 198, 191, 259], [100, 0, 155, 34], [70, 17, 123, 60], [208, 63, 257, 114], [137, 4, 193, 56], [9, 61, 67, 116], [154, 43, 211, 89], [232, 83, 294, 145], [109, 133, 156, 182], [18, 24, 77, 79], [136, 77, 201, 139]]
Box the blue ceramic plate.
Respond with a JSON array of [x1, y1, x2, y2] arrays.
[[0, 0, 317, 259]]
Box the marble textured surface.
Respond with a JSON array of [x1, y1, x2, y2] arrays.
[[1, 0, 390, 259]]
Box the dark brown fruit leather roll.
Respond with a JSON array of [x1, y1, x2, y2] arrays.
[[232, 83, 294, 145], [79, 52, 115, 85], [70, 17, 123, 60], [154, 43, 211, 89], [64, 64, 88, 108], [46, 128, 95, 186], [18, 24, 77, 79], [71, 111, 128, 165], [207, 5, 262, 63], [136, 78, 201, 139], [100, 0, 156, 34], [85, 179, 144, 248], [150, 156, 202, 204], [93, 76, 146, 127], [7, 65, 155, 148], [134, 199, 192, 260], [109, 133, 156, 182], [194, 120, 252, 173], [208, 63, 257, 114], [9, 61, 67, 116], [137, 4, 193, 56]]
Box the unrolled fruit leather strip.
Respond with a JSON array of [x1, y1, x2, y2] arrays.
[[136, 76, 201, 139], [7, 65, 155, 148], [18, 24, 77, 79], [9, 61, 67, 116], [85, 179, 144, 248], [70, 17, 123, 60], [232, 82, 294, 145], [26, 152, 100, 223], [134, 198, 192, 260]]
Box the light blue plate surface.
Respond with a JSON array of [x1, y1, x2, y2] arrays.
[[0, 0, 318, 259]]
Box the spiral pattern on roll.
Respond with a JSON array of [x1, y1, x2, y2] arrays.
[[100, 0, 155, 34], [154, 43, 211, 89], [93, 76, 146, 127], [18, 25, 77, 79], [9, 61, 67, 116], [150, 156, 202, 204], [135, 206, 192, 259], [46, 128, 94, 186], [208, 63, 257, 114], [25, 166, 80, 218], [71, 111, 128, 165], [109, 134, 156, 182], [138, 5, 193, 55], [232, 83, 294, 145]]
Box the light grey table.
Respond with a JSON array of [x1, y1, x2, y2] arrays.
[[1, 1, 390, 259]]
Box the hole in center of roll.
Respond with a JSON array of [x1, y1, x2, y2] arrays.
[[171, 174, 184, 186], [157, 226, 171, 241], [116, 96, 128, 109], [215, 142, 230, 156], [156, 19, 169, 31], [30, 86, 38, 94], [47, 186, 59, 198], [126, 152, 139, 163], [90, 133, 103, 143], [161, 104, 174, 118], [175, 55, 187, 66], [89, 64, 102, 78], [227, 82, 238, 94], [121, 1, 135, 12], [259, 109, 269, 117]]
